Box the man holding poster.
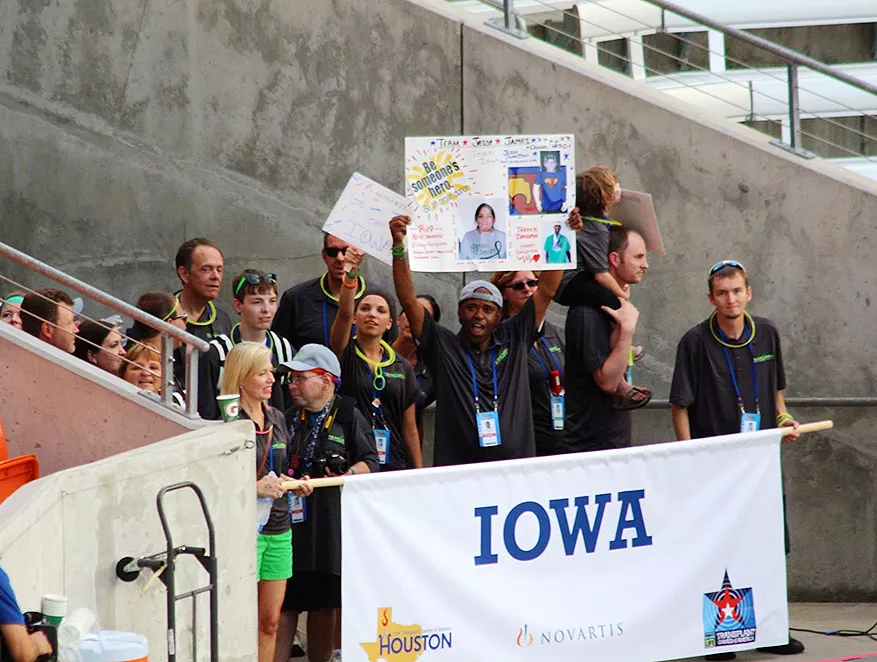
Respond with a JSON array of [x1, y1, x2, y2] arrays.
[[389, 214, 572, 465]]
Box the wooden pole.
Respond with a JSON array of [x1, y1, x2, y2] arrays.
[[279, 420, 833, 492]]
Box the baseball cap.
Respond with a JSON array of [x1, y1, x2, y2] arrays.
[[279, 343, 341, 378], [458, 280, 503, 309]]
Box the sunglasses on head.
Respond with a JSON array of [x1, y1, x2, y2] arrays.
[[708, 260, 746, 277], [234, 272, 277, 297], [324, 246, 348, 258], [507, 279, 538, 291]]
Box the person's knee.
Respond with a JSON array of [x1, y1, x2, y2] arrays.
[[259, 612, 281, 637]]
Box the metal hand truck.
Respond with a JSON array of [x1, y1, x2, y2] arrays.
[[115, 482, 217, 662]]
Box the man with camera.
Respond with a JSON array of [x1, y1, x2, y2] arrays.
[[273, 344, 378, 662], [0, 567, 52, 662]]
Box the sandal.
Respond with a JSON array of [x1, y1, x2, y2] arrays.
[[613, 385, 652, 410]]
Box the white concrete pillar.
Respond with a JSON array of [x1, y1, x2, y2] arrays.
[[708, 29, 726, 73], [629, 34, 646, 80]]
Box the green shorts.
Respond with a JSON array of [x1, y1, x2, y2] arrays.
[[257, 529, 292, 581]]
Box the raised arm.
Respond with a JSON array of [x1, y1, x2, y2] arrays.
[[531, 207, 584, 326], [389, 215, 425, 340], [328, 247, 365, 357]]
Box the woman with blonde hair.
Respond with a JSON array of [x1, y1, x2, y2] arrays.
[[221, 342, 291, 662]]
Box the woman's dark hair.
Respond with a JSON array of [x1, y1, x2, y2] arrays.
[[474, 203, 496, 226], [129, 291, 176, 341], [74, 320, 114, 363], [416, 294, 441, 324]]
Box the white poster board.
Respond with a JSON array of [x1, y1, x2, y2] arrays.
[[404, 135, 577, 272], [322, 172, 408, 265], [343, 430, 789, 661]]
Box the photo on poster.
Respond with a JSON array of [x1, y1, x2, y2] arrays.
[[457, 197, 508, 261], [508, 150, 568, 216], [541, 219, 574, 264]]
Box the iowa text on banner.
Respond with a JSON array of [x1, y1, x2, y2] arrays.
[[342, 430, 789, 662]]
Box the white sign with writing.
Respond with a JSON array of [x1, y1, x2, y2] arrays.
[[404, 135, 577, 272], [342, 430, 789, 661], [323, 172, 408, 266]]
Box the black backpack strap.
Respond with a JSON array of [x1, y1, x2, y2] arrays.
[[314, 395, 356, 457]]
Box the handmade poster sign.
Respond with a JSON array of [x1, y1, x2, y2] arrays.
[[322, 172, 409, 266], [404, 135, 577, 272], [610, 190, 664, 255]]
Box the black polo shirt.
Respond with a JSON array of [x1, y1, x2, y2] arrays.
[[285, 397, 378, 576], [272, 275, 365, 348], [338, 342, 418, 471], [527, 320, 568, 456], [172, 293, 232, 387], [670, 315, 786, 438], [411, 353, 435, 429], [564, 305, 631, 452], [419, 298, 540, 466]]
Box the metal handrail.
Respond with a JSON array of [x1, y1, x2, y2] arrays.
[[488, 0, 877, 156], [0, 240, 208, 418]]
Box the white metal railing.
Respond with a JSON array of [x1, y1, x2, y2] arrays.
[[0, 241, 209, 418], [456, 0, 877, 169]]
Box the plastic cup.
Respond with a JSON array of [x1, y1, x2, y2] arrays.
[[42, 594, 67, 626], [216, 394, 240, 422]]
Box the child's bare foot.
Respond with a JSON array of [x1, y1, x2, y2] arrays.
[[613, 385, 652, 410]]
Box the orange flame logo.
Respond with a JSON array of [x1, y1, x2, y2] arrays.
[[380, 608, 390, 628], [516, 624, 534, 647]]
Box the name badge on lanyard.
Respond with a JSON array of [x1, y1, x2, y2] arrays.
[[467, 349, 502, 448], [550, 395, 565, 430], [289, 494, 306, 524], [531, 340, 565, 431], [374, 429, 390, 464], [477, 411, 502, 447], [719, 323, 761, 435]]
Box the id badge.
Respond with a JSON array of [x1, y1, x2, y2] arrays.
[[476, 411, 502, 448], [740, 412, 761, 433], [550, 394, 565, 430], [374, 429, 390, 465], [289, 494, 306, 524]]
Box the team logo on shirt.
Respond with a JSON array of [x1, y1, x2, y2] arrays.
[[703, 570, 757, 649], [495, 348, 509, 366], [383, 371, 407, 379], [753, 353, 774, 363]]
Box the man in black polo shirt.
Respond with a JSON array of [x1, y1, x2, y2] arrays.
[[272, 233, 370, 348], [174, 238, 232, 341], [670, 260, 802, 660], [565, 226, 648, 453], [389, 215, 566, 465]]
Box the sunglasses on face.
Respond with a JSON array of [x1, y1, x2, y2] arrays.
[[234, 272, 278, 296], [324, 247, 348, 258], [708, 260, 746, 277], [507, 279, 538, 291]]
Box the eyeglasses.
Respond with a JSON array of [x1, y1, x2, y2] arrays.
[[708, 260, 746, 277], [507, 279, 538, 291], [323, 247, 348, 258], [169, 313, 188, 322], [288, 372, 323, 385], [234, 272, 278, 297]]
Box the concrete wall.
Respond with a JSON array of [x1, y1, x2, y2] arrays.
[[1, 0, 877, 598], [0, 420, 257, 662], [0, 321, 205, 475]]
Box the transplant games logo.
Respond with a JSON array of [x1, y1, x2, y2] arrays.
[[360, 607, 452, 661], [703, 570, 757, 649]]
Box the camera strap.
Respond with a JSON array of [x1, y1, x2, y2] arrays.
[[314, 396, 356, 459]]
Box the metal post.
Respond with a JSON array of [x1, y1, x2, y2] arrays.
[[486, 0, 529, 39], [787, 63, 801, 150], [160, 333, 174, 407], [504, 0, 513, 31], [186, 347, 200, 418]]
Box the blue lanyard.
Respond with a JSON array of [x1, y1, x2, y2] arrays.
[[465, 348, 498, 413], [719, 324, 759, 415], [321, 300, 329, 346], [529, 338, 563, 387]]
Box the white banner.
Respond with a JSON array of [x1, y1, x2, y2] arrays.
[[404, 135, 577, 272], [323, 172, 409, 265], [342, 430, 789, 662]]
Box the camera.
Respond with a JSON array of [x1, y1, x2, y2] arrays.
[[310, 453, 349, 478]]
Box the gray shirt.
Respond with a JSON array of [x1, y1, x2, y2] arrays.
[[420, 298, 540, 465], [555, 220, 610, 300], [459, 229, 507, 260]]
